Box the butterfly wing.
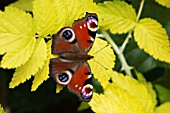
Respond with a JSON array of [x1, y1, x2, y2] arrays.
[[51, 13, 98, 55], [72, 12, 98, 52], [50, 58, 93, 102]]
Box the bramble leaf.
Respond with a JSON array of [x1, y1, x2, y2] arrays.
[[9, 38, 47, 88], [89, 84, 145, 113], [0, 105, 5, 113], [33, 0, 65, 37], [136, 71, 157, 107], [98, 1, 137, 34], [31, 40, 51, 91], [56, 84, 64, 93], [155, 102, 170, 113], [60, 0, 98, 26], [0, 7, 35, 68], [88, 38, 115, 88], [155, 0, 170, 8], [9, 0, 33, 11], [134, 18, 170, 64], [111, 71, 155, 113], [89, 72, 155, 113]]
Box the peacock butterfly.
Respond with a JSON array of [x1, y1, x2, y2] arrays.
[[50, 12, 98, 102]]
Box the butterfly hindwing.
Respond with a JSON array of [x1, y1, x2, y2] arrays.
[[50, 58, 93, 102]]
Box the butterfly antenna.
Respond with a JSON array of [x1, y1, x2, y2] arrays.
[[92, 59, 108, 70], [92, 44, 109, 55]]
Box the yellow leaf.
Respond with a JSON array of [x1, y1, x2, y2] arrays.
[[0, 105, 5, 113], [155, 0, 170, 8], [111, 71, 155, 113], [56, 84, 64, 93], [135, 71, 157, 107], [134, 18, 170, 64], [31, 40, 51, 91], [98, 1, 137, 34], [9, 0, 33, 11], [89, 84, 145, 113], [0, 7, 35, 68], [9, 38, 47, 88], [33, 0, 65, 37], [88, 38, 115, 88], [155, 102, 170, 113], [55, 0, 98, 26]]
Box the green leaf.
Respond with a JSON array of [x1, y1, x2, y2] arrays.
[[88, 38, 115, 88], [155, 0, 170, 8], [0, 105, 5, 113], [9, 38, 47, 88], [33, 0, 65, 37], [111, 71, 155, 113], [31, 40, 51, 91], [154, 84, 170, 103], [155, 102, 170, 113], [0, 7, 35, 68], [98, 1, 137, 34], [134, 18, 170, 64], [9, 0, 33, 11], [89, 83, 145, 113], [77, 102, 90, 111]]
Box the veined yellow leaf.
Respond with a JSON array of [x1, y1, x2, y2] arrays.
[[56, 84, 64, 93], [155, 102, 170, 113], [155, 0, 170, 8], [57, 0, 83, 26], [98, 1, 137, 34], [134, 18, 170, 64], [9, 0, 33, 11], [135, 71, 157, 107], [111, 71, 155, 113], [31, 40, 51, 91], [55, 0, 98, 26], [0, 7, 35, 68], [89, 84, 145, 113], [88, 38, 115, 88], [79, 0, 98, 17], [0, 105, 5, 113], [9, 38, 47, 88], [33, 0, 65, 37]]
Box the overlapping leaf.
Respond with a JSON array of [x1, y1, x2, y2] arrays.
[[155, 102, 170, 113], [9, 0, 33, 11], [31, 40, 51, 91], [0, 7, 35, 68], [10, 38, 47, 88], [111, 71, 155, 113], [136, 71, 157, 107], [89, 84, 145, 113], [155, 0, 170, 8], [89, 72, 155, 113], [88, 38, 115, 88], [98, 1, 137, 34], [33, 0, 65, 37], [134, 18, 170, 64]]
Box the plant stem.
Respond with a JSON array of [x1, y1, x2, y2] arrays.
[[101, 30, 133, 78], [120, 31, 132, 52], [136, 0, 145, 22]]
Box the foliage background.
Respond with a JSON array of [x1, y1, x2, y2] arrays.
[[0, 0, 170, 113]]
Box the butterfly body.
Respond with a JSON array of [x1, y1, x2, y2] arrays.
[[50, 13, 98, 102]]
